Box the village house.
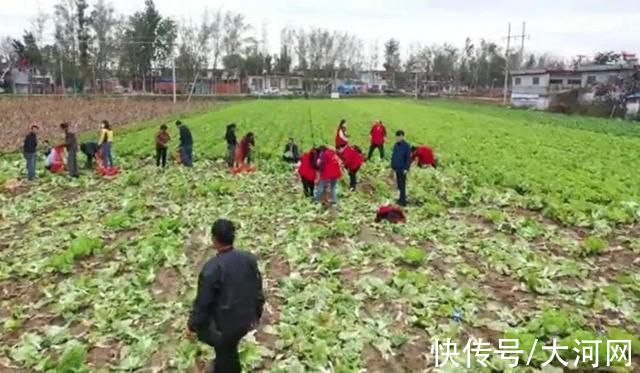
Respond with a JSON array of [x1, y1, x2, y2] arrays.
[[510, 69, 582, 109], [577, 64, 636, 86], [246, 74, 303, 94], [358, 70, 388, 93]]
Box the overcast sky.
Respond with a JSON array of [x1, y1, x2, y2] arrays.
[[1, 0, 639, 60]]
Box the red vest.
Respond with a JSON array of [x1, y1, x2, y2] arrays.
[[341, 145, 364, 172], [370, 123, 386, 145], [335, 128, 348, 148], [413, 146, 435, 166], [319, 149, 342, 180], [298, 152, 317, 182]]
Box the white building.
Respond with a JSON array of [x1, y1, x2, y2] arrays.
[[510, 69, 582, 109], [576, 64, 636, 86], [358, 70, 388, 93], [247, 75, 303, 94]]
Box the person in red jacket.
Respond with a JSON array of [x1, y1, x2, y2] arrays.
[[338, 144, 365, 191], [297, 148, 318, 198], [334, 119, 348, 148], [411, 145, 437, 168], [235, 132, 255, 167], [367, 120, 386, 160], [314, 146, 342, 205]]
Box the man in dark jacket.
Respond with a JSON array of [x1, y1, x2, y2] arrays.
[[23, 125, 39, 180], [177, 120, 193, 167], [282, 137, 300, 163], [225, 123, 237, 167], [80, 142, 99, 169], [391, 130, 411, 206], [188, 219, 264, 373], [60, 122, 79, 177]]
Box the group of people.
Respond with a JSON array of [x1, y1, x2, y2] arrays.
[[22, 120, 115, 179], [293, 119, 436, 206]]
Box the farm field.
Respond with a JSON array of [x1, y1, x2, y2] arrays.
[[0, 96, 216, 152], [0, 99, 639, 372]]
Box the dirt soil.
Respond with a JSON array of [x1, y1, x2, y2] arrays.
[[0, 97, 215, 152]]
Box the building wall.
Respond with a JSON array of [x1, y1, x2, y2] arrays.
[[214, 82, 241, 94], [510, 93, 550, 110], [581, 71, 632, 86], [512, 73, 550, 95]]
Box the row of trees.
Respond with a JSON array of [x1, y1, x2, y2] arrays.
[[1, 0, 575, 92]]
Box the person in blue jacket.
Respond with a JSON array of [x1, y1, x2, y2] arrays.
[[176, 120, 193, 167], [391, 130, 411, 206]]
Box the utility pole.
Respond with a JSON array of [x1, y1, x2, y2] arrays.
[[519, 22, 526, 66], [414, 71, 419, 100], [503, 22, 511, 104], [172, 57, 177, 104], [60, 58, 65, 96]]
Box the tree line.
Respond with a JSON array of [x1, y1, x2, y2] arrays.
[[0, 0, 593, 92]]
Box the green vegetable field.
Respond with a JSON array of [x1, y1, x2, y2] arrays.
[[1, 99, 639, 372]]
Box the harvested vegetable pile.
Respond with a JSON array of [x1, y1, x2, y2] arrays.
[[0, 99, 638, 372], [0, 96, 215, 152]]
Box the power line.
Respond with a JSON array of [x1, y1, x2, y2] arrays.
[[503, 21, 531, 104]]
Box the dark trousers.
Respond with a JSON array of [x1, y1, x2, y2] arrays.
[[85, 154, 94, 169], [67, 149, 78, 177], [181, 145, 193, 167], [227, 144, 236, 167], [348, 170, 358, 190], [302, 179, 314, 197], [367, 144, 384, 160], [210, 333, 244, 373], [24, 152, 36, 180], [156, 147, 167, 167], [395, 170, 407, 205]]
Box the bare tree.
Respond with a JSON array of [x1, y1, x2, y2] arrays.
[[207, 9, 223, 72], [367, 40, 379, 71], [222, 12, 251, 57], [90, 0, 117, 91]]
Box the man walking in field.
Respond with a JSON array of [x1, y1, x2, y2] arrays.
[[61, 122, 79, 177], [391, 130, 411, 206], [188, 219, 264, 373], [367, 120, 387, 160], [225, 123, 237, 167], [155, 124, 171, 168], [23, 125, 39, 181], [176, 120, 193, 167]]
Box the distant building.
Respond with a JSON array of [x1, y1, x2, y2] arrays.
[[576, 64, 636, 87], [359, 70, 388, 93], [3, 67, 54, 94], [511, 69, 587, 109], [247, 74, 303, 94]]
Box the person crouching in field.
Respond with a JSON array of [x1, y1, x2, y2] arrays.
[[155, 124, 171, 168], [411, 145, 437, 168], [80, 142, 99, 169], [298, 147, 318, 198], [235, 132, 255, 167], [176, 120, 193, 167], [368, 120, 386, 160], [338, 144, 364, 191], [314, 146, 342, 205], [225, 123, 237, 167], [282, 138, 300, 163], [188, 219, 264, 373]]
